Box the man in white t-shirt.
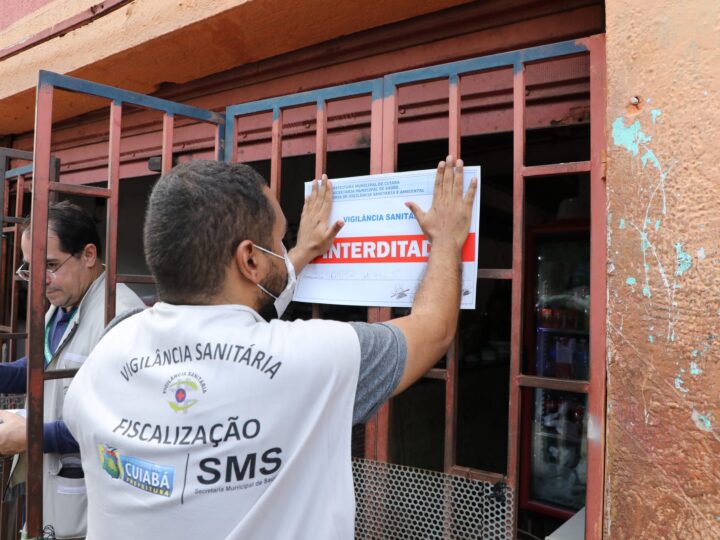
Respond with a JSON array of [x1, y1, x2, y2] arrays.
[[64, 156, 476, 539]]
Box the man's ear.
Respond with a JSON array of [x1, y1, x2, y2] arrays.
[[234, 240, 262, 283], [82, 243, 98, 267]]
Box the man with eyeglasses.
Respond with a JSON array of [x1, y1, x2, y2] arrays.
[[0, 201, 145, 539]]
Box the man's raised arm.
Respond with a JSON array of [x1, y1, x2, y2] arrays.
[[389, 155, 477, 395]]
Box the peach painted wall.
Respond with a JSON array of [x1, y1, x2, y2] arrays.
[[604, 0, 720, 538], [0, 0, 474, 135]]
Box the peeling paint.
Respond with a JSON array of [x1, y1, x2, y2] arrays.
[[618, 218, 626, 229], [674, 370, 688, 393], [612, 117, 652, 156], [626, 277, 637, 285], [691, 409, 712, 432], [641, 149, 661, 170], [640, 231, 650, 252], [651, 108, 662, 123], [690, 362, 702, 376], [674, 243, 693, 276], [654, 219, 661, 231]]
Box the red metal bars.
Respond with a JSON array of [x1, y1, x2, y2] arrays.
[[105, 101, 122, 325], [21, 71, 222, 539], [448, 74, 462, 159], [507, 40, 607, 538], [443, 75, 462, 473], [25, 80, 55, 539], [48, 184, 111, 198], [477, 269, 513, 280], [162, 113, 174, 175], [229, 116, 239, 163], [366, 306, 391, 462], [0, 157, 29, 540], [8, 177, 26, 361], [310, 101, 328, 321], [315, 101, 327, 179], [221, 39, 607, 536], [506, 64, 527, 509], [443, 336, 459, 471], [270, 109, 283, 197], [583, 33, 607, 540], [522, 161, 591, 177], [371, 79, 398, 463], [517, 374, 589, 393], [364, 89, 387, 460]]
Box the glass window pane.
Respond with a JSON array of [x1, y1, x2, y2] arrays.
[[390, 378, 445, 472], [524, 174, 590, 380], [529, 389, 587, 510], [530, 235, 590, 380], [456, 279, 511, 473]]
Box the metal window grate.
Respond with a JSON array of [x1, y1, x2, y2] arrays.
[[353, 459, 513, 539]]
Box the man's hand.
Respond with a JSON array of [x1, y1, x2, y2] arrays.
[[289, 174, 344, 273], [389, 155, 478, 395], [405, 155, 477, 251], [0, 411, 27, 455]]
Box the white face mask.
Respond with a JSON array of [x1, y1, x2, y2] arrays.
[[254, 244, 296, 318]]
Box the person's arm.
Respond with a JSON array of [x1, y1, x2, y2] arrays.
[[0, 357, 28, 394], [289, 174, 344, 274], [388, 156, 477, 395], [44, 420, 79, 454], [0, 413, 79, 455]]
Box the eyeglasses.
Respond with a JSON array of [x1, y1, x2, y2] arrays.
[[16, 253, 75, 282]]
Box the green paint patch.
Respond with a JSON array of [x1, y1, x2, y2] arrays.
[[641, 149, 661, 171], [648, 335, 654, 343], [674, 373, 688, 394], [642, 286, 651, 298], [690, 362, 702, 376], [691, 409, 713, 432], [612, 117, 651, 156], [618, 218, 626, 230], [640, 232, 651, 253], [651, 109, 662, 123], [626, 277, 637, 286], [654, 220, 661, 231], [674, 243, 693, 276]]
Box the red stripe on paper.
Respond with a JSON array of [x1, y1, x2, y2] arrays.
[[311, 233, 476, 264]]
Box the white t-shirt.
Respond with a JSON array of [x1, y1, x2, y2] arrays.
[[64, 303, 362, 540]]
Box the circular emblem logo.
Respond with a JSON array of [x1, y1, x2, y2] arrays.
[[162, 372, 207, 412]]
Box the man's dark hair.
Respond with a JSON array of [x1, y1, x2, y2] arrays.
[[144, 160, 274, 303], [23, 200, 103, 257]]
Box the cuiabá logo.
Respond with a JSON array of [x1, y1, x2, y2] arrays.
[[98, 444, 175, 497], [162, 372, 207, 412]]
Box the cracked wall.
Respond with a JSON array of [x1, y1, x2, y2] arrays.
[[605, 1, 720, 538]]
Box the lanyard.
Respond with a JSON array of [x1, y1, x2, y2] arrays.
[[44, 308, 78, 366]]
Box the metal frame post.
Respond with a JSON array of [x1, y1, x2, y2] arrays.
[[21, 70, 224, 538]]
